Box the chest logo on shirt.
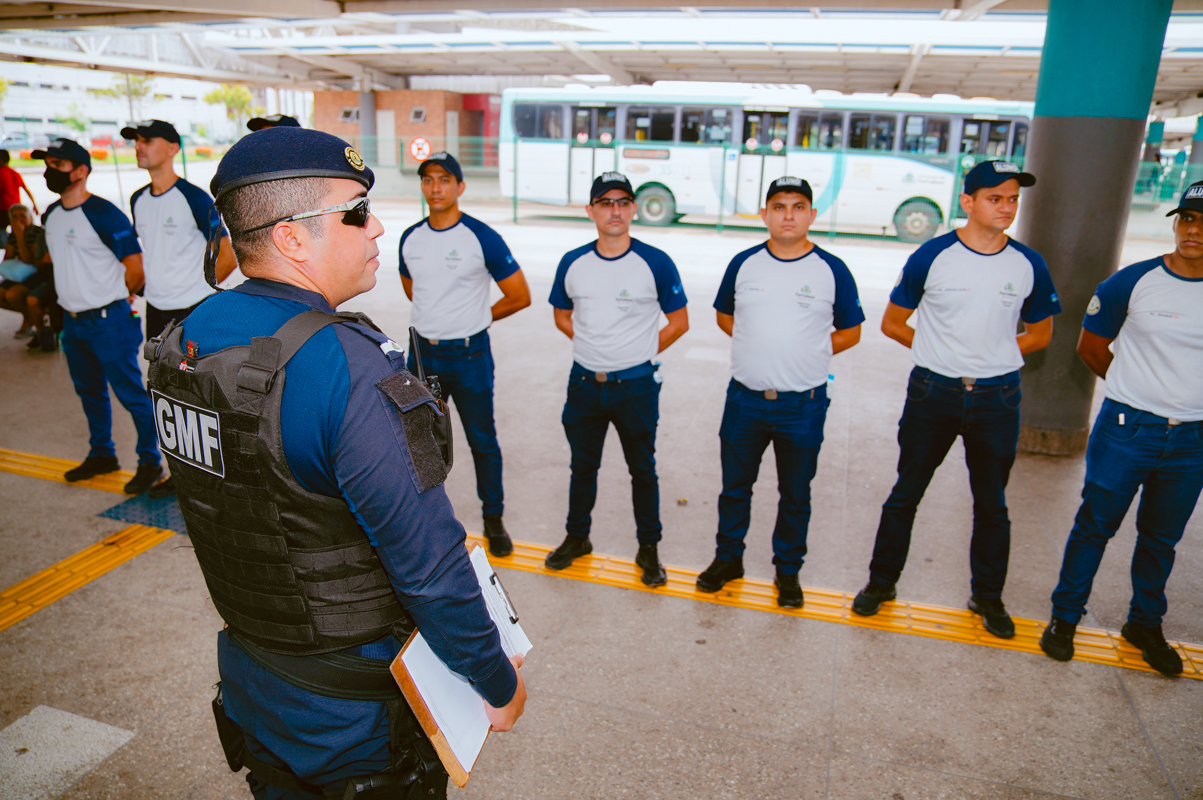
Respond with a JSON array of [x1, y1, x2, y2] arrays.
[[151, 390, 224, 478], [999, 282, 1018, 308], [164, 216, 178, 236], [1086, 295, 1101, 316], [66, 227, 76, 241], [796, 285, 815, 308], [445, 249, 462, 270], [617, 288, 633, 312]]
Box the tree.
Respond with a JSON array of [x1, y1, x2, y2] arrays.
[[88, 74, 155, 121], [204, 84, 254, 137], [62, 103, 90, 134], [0, 78, 9, 115]]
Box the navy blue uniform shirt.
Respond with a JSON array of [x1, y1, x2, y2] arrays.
[[182, 279, 517, 782]]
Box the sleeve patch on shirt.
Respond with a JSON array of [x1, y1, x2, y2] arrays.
[[1086, 295, 1101, 315], [377, 372, 453, 493]]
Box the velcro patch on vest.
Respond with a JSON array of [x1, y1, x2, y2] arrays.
[[377, 372, 452, 494], [151, 390, 225, 477]]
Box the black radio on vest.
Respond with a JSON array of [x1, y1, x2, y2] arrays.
[[409, 325, 444, 405]]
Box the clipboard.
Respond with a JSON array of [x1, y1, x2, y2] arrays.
[[389, 543, 530, 788]]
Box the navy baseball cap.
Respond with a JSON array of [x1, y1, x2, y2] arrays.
[[121, 119, 180, 144], [963, 160, 1035, 195], [247, 114, 301, 132], [210, 127, 374, 201], [30, 138, 91, 169], [1166, 181, 1203, 216], [417, 151, 463, 182], [590, 171, 635, 201], [765, 176, 813, 204]]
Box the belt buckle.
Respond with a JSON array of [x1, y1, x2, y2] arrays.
[[1169, 418, 1182, 427], [962, 376, 976, 392], [764, 389, 778, 400], [595, 371, 608, 383], [428, 338, 440, 346]]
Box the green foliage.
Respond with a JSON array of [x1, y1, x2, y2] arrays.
[[0, 78, 8, 112], [87, 74, 155, 119], [62, 103, 90, 133], [204, 84, 255, 130]]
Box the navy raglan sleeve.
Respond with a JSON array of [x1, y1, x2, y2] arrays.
[[130, 184, 149, 231], [178, 179, 226, 239], [1014, 243, 1062, 323], [464, 216, 520, 282], [397, 222, 421, 280], [81, 197, 141, 260], [548, 249, 579, 310], [1082, 260, 1159, 339], [714, 245, 759, 315], [328, 328, 518, 707], [638, 243, 687, 313], [889, 235, 951, 309], [820, 250, 866, 330]]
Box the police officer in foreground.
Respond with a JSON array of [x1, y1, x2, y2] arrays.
[[399, 151, 531, 556], [1040, 182, 1203, 675], [697, 177, 864, 607], [32, 138, 164, 494], [145, 127, 525, 797], [247, 113, 301, 132], [851, 160, 1061, 638], [545, 172, 689, 586]]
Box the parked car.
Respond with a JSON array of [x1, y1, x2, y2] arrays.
[[0, 132, 51, 150], [90, 134, 113, 147]]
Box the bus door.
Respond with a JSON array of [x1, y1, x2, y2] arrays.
[[568, 105, 618, 205], [679, 106, 735, 214], [512, 102, 570, 205], [841, 112, 900, 230], [736, 109, 789, 215]]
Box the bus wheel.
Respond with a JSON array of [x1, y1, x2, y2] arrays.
[[893, 201, 941, 243], [636, 187, 676, 226]]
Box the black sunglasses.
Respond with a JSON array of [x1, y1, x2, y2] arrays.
[[242, 198, 371, 233]]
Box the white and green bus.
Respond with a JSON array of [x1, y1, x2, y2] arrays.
[[499, 84, 1033, 242]]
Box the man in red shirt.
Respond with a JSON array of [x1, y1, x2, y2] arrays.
[[1, 149, 39, 226]]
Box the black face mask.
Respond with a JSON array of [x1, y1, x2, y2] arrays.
[[44, 166, 73, 194]]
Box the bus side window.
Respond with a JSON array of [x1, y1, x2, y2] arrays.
[[599, 108, 617, 141], [819, 113, 843, 149], [960, 121, 983, 154], [902, 115, 924, 152], [849, 114, 870, 149], [904, 115, 950, 154], [1012, 122, 1029, 157], [538, 105, 564, 139], [796, 114, 819, 148], [513, 103, 538, 138], [626, 107, 674, 142], [870, 114, 897, 151], [681, 107, 732, 145], [985, 121, 1011, 157]]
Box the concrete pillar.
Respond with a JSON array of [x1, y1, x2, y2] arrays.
[[1015, 0, 1172, 456], [358, 90, 377, 165], [1143, 120, 1164, 162]]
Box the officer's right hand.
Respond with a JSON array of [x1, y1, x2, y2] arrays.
[[485, 653, 527, 732]]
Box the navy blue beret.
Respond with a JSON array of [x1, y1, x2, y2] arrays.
[[210, 127, 374, 201]]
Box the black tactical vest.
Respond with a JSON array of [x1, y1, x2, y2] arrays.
[[145, 310, 436, 656]]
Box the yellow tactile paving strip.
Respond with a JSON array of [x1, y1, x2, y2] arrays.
[[0, 524, 175, 632], [1, 447, 1197, 677], [0, 447, 133, 494], [466, 534, 1203, 680]]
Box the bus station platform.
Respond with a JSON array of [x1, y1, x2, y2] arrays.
[[1, 200, 1200, 800]]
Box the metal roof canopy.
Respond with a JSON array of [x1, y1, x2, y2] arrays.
[[2, 2, 1203, 115]]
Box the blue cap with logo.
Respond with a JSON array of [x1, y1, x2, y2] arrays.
[[1166, 180, 1203, 216], [121, 119, 181, 144], [765, 175, 813, 203], [417, 151, 463, 181], [209, 127, 374, 201], [247, 114, 301, 132], [963, 160, 1036, 195], [30, 138, 91, 169], [590, 171, 635, 201]]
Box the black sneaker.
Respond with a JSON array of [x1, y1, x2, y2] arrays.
[[38, 325, 58, 352], [1121, 621, 1183, 675], [775, 572, 804, 608], [968, 595, 1015, 639], [696, 557, 744, 593], [635, 544, 667, 587], [148, 476, 177, 499], [544, 534, 592, 571], [851, 581, 896, 616], [1040, 616, 1077, 662], [64, 456, 120, 482], [124, 463, 164, 495], [482, 514, 514, 557]]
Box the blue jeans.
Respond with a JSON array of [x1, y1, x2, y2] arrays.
[[869, 367, 1021, 599], [716, 380, 828, 574], [407, 330, 503, 517], [60, 299, 160, 466], [1050, 399, 1203, 628], [561, 371, 661, 545]]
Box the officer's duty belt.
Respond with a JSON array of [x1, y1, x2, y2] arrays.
[[732, 380, 826, 402], [572, 361, 655, 383], [418, 328, 487, 347], [914, 366, 1019, 392], [225, 628, 401, 702], [64, 298, 126, 320]]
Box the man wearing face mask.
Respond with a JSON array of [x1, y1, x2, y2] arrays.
[[32, 138, 163, 495]]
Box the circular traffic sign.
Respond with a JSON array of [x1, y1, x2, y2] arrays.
[[745, 137, 759, 151], [576, 131, 589, 144], [410, 137, 431, 161], [770, 138, 784, 152], [599, 132, 613, 144]]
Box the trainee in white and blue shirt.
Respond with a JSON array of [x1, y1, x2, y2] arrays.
[[549, 239, 687, 373], [398, 213, 519, 340], [715, 243, 864, 392], [131, 177, 225, 311], [1084, 258, 1203, 421], [42, 196, 141, 313], [891, 231, 1061, 379]]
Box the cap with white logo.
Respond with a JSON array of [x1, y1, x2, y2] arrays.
[[765, 175, 813, 203], [590, 171, 635, 201], [1166, 180, 1203, 217], [963, 159, 1036, 194]]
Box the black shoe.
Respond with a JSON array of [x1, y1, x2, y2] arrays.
[[38, 325, 58, 352], [148, 476, 177, 499], [64, 456, 120, 482], [775, 572, 804, 608], [544, 534, 592, 570], [26, 336, 42, 352], [695, 557, 744, 593], [635, 544, 667, 587], [1040, 616, 1077, 662], [1121, 621, 1183, 675], [968, 595, 1015, 639], [851, 581, 896, 616], [482, 514, 513, 557], [124, 463, 164, 495]]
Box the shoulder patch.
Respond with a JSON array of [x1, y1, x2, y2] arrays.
[[1086, 295, 1101, 316], [377, 371, 453, 493]]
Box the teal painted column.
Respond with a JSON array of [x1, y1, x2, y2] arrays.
[[1188, 117, 1203, 166], [1015, 0, 1172, 456], [1143, 120, 1165, 161]]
